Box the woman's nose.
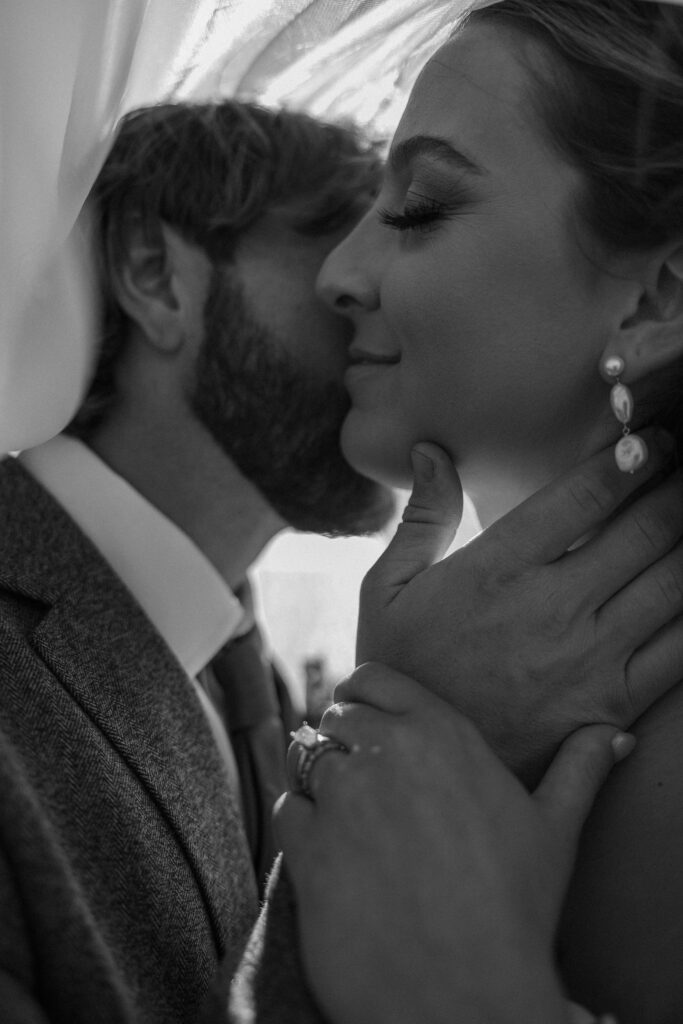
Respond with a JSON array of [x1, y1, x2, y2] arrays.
[[316, 219, 380, 316]]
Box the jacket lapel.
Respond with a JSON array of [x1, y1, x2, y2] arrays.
[[0, 458, 258, 956]]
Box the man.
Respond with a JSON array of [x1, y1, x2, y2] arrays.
[[1, 97, 681, 1024], [0, 100, 393, 1024]]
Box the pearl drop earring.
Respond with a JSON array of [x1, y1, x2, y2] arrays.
[[603, 356, 648, 473]]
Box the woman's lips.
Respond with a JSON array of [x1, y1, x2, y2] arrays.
[[344, 349, 401, 388], [347, 347, 401, 366]]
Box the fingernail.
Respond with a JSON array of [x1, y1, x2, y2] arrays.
[[411, 448, 435, 482], [611, 732, 637, 763]]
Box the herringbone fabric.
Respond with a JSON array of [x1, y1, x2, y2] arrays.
[[0, 457, 259, 1023]]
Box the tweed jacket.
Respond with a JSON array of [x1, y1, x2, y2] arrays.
[[0, 458, 259, 1024], [231, 857, 323, 1024]]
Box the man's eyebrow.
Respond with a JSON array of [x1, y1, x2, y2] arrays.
[[388, 135, 485, 176]]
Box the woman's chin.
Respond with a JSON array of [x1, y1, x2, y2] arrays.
[[340, 415, 414, 491], [344, 449, 413, 492]]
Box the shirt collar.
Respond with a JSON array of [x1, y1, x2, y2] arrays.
[[19, 434, 246, 678]]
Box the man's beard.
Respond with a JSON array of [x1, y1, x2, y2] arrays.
[[188, 269, 395, 535]]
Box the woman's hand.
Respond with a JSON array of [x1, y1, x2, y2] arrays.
[[357, 434, 682, 783], [277, 664, 630, 1024]]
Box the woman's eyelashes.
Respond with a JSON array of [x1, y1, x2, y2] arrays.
[[377, 192, 462, 235]]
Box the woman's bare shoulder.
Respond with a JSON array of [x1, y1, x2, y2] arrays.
[[559, 679, 683, 1023]]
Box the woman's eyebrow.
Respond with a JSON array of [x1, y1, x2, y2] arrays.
[[388, 135, 486, 176]]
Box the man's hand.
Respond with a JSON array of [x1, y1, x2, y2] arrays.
[[276, 665, 631, 1024], [357, 432, 683, 782]]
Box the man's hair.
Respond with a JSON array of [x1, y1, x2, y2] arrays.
[[69, 100, 382, 439]]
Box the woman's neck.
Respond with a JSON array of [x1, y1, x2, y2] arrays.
[[466, 415, 622, 529]]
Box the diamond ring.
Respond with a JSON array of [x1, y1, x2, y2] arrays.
[[287, 723, 348, 800]]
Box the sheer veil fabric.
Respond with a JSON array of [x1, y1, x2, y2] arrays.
[[1, 0, 681, 455]]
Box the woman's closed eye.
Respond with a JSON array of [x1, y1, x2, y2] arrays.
[[377, 191, 466, 235]]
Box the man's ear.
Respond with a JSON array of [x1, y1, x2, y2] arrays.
[[602, 244, 683, 382], [110, 218, 189, 353]]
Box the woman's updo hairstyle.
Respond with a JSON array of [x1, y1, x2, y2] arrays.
[[467, 0, 683, 248], [467, 0, 683, 450]]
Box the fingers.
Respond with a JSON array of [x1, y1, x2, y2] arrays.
[[535, 726, 635, 849], [599, 537, 683, 654], [280, 715, 384, 830], [488, 429, 673, 566], [283, 699, 387, 806], [334, 662, 436, 715], [573, 472, 683, 607], [282, 668, 430, 810], [624, 614, 683, 719], [361, 443, 463, 590]]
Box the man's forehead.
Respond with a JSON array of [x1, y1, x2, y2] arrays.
[[239, 198, 372, 247]]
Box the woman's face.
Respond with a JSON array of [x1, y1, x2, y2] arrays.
[[318, 23, 628, 523]]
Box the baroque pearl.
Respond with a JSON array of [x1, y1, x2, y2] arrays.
[[615, 434, 648, 474], [604, 356, 625, 378], [610, 383, 634, 425]]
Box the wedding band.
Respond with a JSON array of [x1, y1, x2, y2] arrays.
[[287, 724, 348, 800]]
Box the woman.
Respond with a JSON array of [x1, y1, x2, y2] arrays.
[[278, 2, 683, 1022]]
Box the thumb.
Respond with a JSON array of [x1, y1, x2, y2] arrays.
[[368, 443, 464, 588], [535, 726, 636, 850]]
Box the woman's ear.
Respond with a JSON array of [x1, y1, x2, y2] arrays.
[[110, 218, 203, 353], [602, 244, 683, 382]]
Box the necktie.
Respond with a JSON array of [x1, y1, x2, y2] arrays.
[[209, 625, 291, 892]]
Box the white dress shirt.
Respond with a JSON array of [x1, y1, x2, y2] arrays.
[[19, 433, 244, 785]]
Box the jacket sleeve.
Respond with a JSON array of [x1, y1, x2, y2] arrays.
[[230, 855, 328, 1024], [0, 836, 51, 1024]]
